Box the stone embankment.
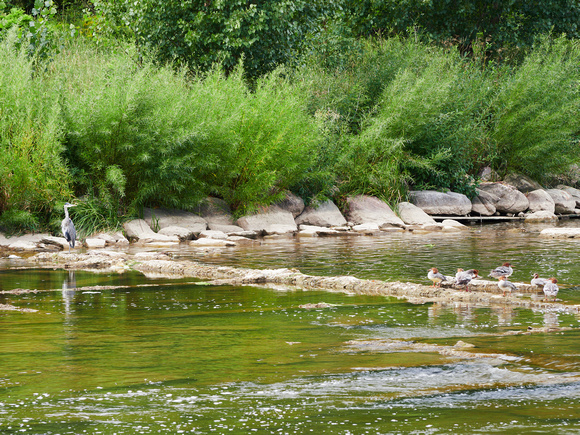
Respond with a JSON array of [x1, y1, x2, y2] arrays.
[[15, 250, 579, 315]]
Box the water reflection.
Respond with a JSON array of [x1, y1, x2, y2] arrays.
[[62, 270, 76, 316]]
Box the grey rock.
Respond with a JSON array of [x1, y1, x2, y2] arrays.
[[526, 189, 555, 213], [158, 226, 196, 241], [441, 219, 468, 229], [194, 197, 234, 225], [540, 227, 580, 238], [84, 238, 106, 249], [351, 223, 381, 234], [477, 182, 529, 213], [143, 207, 207, 233], [123, 219, 180, 243], [295, 200, 347, 228], [297, 225, 341, 237], [545, 189, 576, 214], [471, 189, 497, 216], [236, 206, 297, 234], [409, 190, 472, 216], [275, 191, 305, 218], [503, 173, 543, 193], [478, 166, 500, 182], [344, 195, 405, 227], [525, 211, 558, 223], [556, 185, 580, 208], [198, 230, 228, 240], [398, 202, 437, 225], [208, 223, 246, 233]]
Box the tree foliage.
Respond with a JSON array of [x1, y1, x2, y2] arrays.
[[345, 0, 580, 57], [92, 0, 339, 78]]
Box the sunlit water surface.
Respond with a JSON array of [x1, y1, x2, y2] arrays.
[[1, 222, 580, 433]]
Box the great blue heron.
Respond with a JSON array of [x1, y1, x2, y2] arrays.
[[62, 202, 77, 253]]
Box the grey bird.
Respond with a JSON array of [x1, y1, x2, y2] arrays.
[[543, 278, 559, 302], [61, 202, 77, 253]]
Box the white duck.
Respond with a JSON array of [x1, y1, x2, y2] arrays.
[[543, 278, 559, 302]]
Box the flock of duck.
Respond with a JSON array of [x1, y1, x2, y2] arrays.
[[428, 263, 559, 302]]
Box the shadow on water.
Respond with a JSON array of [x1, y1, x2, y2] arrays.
[[1, 221, 580, 433]]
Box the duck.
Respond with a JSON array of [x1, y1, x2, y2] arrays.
[[455, 268, 479, 292], [428, 267, 447, 287], [489, 262, 513, 279], [498, 276, 517, 296], [531, 273, 549, 288], [543, 278, 559, 302]]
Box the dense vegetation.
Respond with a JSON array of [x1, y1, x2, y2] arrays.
[[1, 0, 579, 235]]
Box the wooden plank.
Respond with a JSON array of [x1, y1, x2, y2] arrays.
[[431, 214, 580, 222]]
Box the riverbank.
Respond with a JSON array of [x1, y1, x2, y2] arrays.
[[2, 250, 577, 315]]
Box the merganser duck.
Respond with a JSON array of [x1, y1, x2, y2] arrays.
[[531, 273, 549, 288], [543, 278, 559, 302], [455, 268, 479, 292], [489, 262, 513, 279], [498, 276, 517, 296], [428, 267, 447, 287]]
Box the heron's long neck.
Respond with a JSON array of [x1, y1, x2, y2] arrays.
[[64, 206, 70, 220]]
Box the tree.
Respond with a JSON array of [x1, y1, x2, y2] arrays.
[[93, 0, 339, 78]]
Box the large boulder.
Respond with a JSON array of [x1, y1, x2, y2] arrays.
[[503, 173, 543, 193], [477, 182, 529, 214], [471, 189, 497, 216], [409, 190, 472, 216], [545, 189, 576, 214], [526, 189, 555, 213], [397, 202, 437, 225], [143, 208, 207, 234], [194, 197, 234, 225], [295, 200, 347, 228], [236, 206, 297, 235], [123, 219, 180, 243], [558, 185, 580, 208], [344, 195, 405, 227], [275, 191, 305, 218]]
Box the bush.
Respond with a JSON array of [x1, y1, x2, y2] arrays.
[[488, 36, 580, 183], [59, 42, 324, 217], [0, 30, 72, 227]]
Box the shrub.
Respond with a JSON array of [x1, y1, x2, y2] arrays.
[[0, 30, 72, 228], [59, 42, 324, 217], [488, 36, 580, 183]]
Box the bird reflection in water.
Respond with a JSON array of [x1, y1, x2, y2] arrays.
[[62, 270, 76, 315]]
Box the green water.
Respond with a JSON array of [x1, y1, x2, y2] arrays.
[[1, 222, 580, 433]]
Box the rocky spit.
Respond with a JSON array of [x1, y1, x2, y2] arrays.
[[2, 250, 577, 315]]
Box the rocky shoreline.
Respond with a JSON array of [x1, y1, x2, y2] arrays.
[[1, 250, 576, 315], [2, 180, 580, 253]]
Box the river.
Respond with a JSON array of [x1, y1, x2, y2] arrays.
[[1, 221, 579, 433]]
